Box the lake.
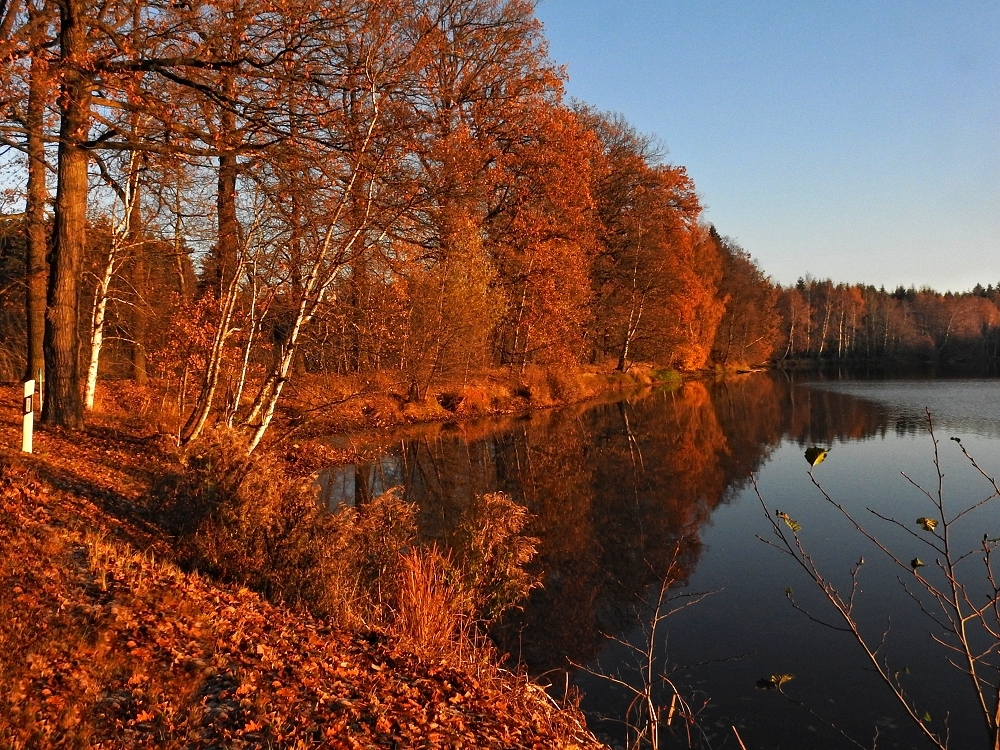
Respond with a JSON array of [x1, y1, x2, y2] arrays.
[[319, 373, 1000, 749]]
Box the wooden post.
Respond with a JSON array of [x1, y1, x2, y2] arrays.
[[22, 379, 35, 453]]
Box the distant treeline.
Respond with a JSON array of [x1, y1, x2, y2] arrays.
[[775, 279, 1000, 364]]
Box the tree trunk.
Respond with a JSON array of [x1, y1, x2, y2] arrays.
[[215, 150, 240, 293], [85, 150, 141, 408], [24, 2, 48, 392], [213, 75, 241, 296], [42, 0, 89, 429], [84, 243, 115, 410], [837, 311, 845, 359], [127, 166, 148, 384], [617, 301, 644, 372], [131, 293, 149, 383], [783, 313, 795, 360], [817, 296, 832, 358], [181, 89, 241, 439]]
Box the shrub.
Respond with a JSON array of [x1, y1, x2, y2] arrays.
[[652, 368, 682, 385], [154, 429, 413, 626], [455, 385, 492, 415], [340, 488, 419, 626], [154, 428, 349, 616], [153, 432, 537, 647], [387, 493, 539, 662], [517, 365, 595, 405], [545, 368, 585, 403], [451, 493, 540, 625], [92, 380, 163, 428]]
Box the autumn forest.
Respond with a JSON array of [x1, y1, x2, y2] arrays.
[[1, 0, 999, 447]]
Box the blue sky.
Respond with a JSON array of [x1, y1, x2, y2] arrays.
[[535, 0, 1000, 291]]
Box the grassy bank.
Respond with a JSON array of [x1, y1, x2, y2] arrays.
[[268, 363, 681, 439], [0, 383, 606, 748], [90, 362, 679, 444]]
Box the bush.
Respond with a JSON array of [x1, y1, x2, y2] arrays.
[[154, 429, 352, 617], [451, 493, 539, 625], [455, 385, 492, 415], [651, 368, 682, 385], [153, 431, 538, 650], [545, 368, 585, 403], [388, 493, 539, 661], [91, 380, 165, 431], [341, 488, 420, 626]]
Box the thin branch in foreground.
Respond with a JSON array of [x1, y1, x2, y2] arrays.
[[753, 415, 1000, 749]]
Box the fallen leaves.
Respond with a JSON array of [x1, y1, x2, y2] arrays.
[[0, 393, 605, 748]]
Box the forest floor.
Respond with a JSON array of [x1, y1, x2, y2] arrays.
[[0, 374, 614, 748], [0, 374, 620, 748]]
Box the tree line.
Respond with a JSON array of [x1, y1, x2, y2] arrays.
[[0, 0, 995, 450], [0, 0, 779, 448], [777, 278, 1000, 364]]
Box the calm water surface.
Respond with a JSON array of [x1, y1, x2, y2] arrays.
[[320, 374, 1000, 749]]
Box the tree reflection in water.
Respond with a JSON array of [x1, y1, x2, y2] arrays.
[[316, 372, 901, 746]]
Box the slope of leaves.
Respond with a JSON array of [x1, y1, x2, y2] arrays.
[[0, 388, 604, 748]]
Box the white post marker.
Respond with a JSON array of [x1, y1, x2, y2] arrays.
[[22, 379, 34, 454]]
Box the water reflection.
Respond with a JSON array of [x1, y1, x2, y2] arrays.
[[318, 374, 897, 671], [320, 374, 1000, 747], [318, 455, 404, 509], [807, 379, 1000, 438]]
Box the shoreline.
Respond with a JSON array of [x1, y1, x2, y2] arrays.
[[0, 381, 609, 748]]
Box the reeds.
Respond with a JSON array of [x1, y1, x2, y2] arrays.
[[392, 545, 473, 661]]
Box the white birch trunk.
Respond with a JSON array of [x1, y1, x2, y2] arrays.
[[84, 151, 140, 410], [178, 273, 242, 443], [84, 249, 116, 409], [242, 84, 385, 453]]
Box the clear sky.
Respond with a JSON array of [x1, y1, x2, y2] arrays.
[[535, 0, 1000, 291]]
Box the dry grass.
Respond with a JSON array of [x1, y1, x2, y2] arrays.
[[391, 546, 473, 662], [275, 362, 664, 436], [85, 531, 167, 595]]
